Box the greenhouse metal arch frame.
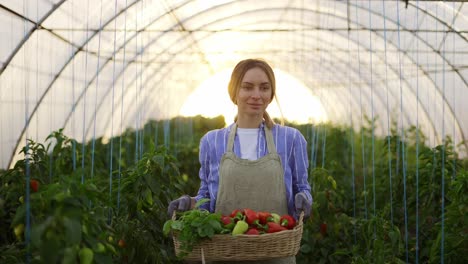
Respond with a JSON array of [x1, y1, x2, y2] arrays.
[[1, 0, 467, 169]]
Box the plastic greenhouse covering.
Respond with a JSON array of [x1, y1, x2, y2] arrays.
[[1, 0, 467, 168], [0, 0, 467, 262]]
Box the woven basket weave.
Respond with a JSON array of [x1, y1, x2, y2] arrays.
[[172, 211, 304, 261]]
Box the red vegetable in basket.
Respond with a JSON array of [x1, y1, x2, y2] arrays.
[[221, 216, 232, 225], [243, 208, 259, 225], [280, 215, 296, 229], [245, 228, 260, 235], [258, 211, 272, 224], [266, 222, 288, 233], [221, 216, 235, 229], [230, 209, 244, 221]]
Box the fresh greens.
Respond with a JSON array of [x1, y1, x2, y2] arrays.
[[163, 198, 223, 258]]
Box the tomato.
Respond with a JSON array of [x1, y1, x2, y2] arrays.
[[118, 239, 126, 248]]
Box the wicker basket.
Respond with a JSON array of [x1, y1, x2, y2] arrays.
[[171, 211, 304, 261]]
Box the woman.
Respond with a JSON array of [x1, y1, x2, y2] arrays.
[[168, 58, 312, 264]]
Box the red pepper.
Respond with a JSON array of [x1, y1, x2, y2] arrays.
[[280, 215, 296, 229], [30, 179, 39, 192], [245, 228, 260, 235], [230, 209, 244, 222], [320, 223, 327, 236], [243, 208, 259, 225], [258, 211, 272, 224], [266, 222, 288, 233], [221, 216, 235, 229]]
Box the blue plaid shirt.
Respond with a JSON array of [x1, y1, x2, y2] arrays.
[[195, 122, 312, 218]]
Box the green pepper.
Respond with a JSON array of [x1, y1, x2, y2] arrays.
[[232, 220, 249, 235], [79, 247, 94, 264], [270, 213, 281, 223]]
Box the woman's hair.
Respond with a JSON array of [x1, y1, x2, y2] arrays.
[[228, 58, 277, 129]]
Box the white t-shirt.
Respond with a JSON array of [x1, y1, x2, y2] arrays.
[[237, 128, 259, 160]]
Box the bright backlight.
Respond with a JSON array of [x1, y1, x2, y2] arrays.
[[180, 69, 327, 125]]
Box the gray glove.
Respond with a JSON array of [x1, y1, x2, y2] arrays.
[[295, 192, 312, 219], [168, 195, 191, 217]]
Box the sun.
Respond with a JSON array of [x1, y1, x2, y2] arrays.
[[179, 69, 327, 125]]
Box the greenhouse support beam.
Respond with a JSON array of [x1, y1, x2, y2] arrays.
[[0, 1, 67, 75]]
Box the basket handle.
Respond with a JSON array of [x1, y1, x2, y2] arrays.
[[299, 210, 305, 223]]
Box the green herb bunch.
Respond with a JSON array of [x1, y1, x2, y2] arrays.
[[163, 199, 223, 258]]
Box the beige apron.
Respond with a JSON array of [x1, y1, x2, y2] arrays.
[[212, 124, 295, 264]]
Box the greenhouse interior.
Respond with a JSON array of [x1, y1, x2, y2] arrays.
[[0, 0, 467, 263]]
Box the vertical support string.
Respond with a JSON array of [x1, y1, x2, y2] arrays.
[[139, 0, 148, 158], [309, 124, 316, 170], [154, 118, 159, 147], [91, 0, 104, 179], [346, 0, 357, 243], [81, 0, 91, 184], [117, 0, 129, 212], [395, 0, 409, 261], [354, 0, 368, 219], [451, 2, 456, 181], [134, 0, 140, 163], [440, 3, 446, 263], [48, 23, 53, 182], [313, 124, 320, 169], [69, 0, 76, 171], [415, 1, 420, 262], [23, 0, 31, 262], [320, 123, 326, 169], [367, 0, 376, 226], [140, 0, 146, 159], [35, 0, 39, 142], [320, 0, 338, 170], [308, 0, 317, 170], [315, 1, 324, 170], [381, 0, 394, 225], [108, 0, 119, 225]]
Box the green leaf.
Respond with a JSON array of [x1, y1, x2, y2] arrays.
[[162, 220, 173, 236], [40, 234, 61, 264], [63, 217, 82, 245], [171, 221, 183, 231], [142, 188, 153, 206], [30, 217, 54, 247], [300, 243, 312, 253], [194, 198, 209, 208], [11, 205, 26, 226], [208, 219, 222, 231], [62, 246, 78, 264]]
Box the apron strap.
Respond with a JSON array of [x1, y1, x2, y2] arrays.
[[227, 123, 277, 154], [264, 125, 277, 154], [226, 123, 237, 153]]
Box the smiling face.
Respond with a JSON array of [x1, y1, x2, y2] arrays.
[[236, 67, 273, 118], [227, 59, 277, 127]]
